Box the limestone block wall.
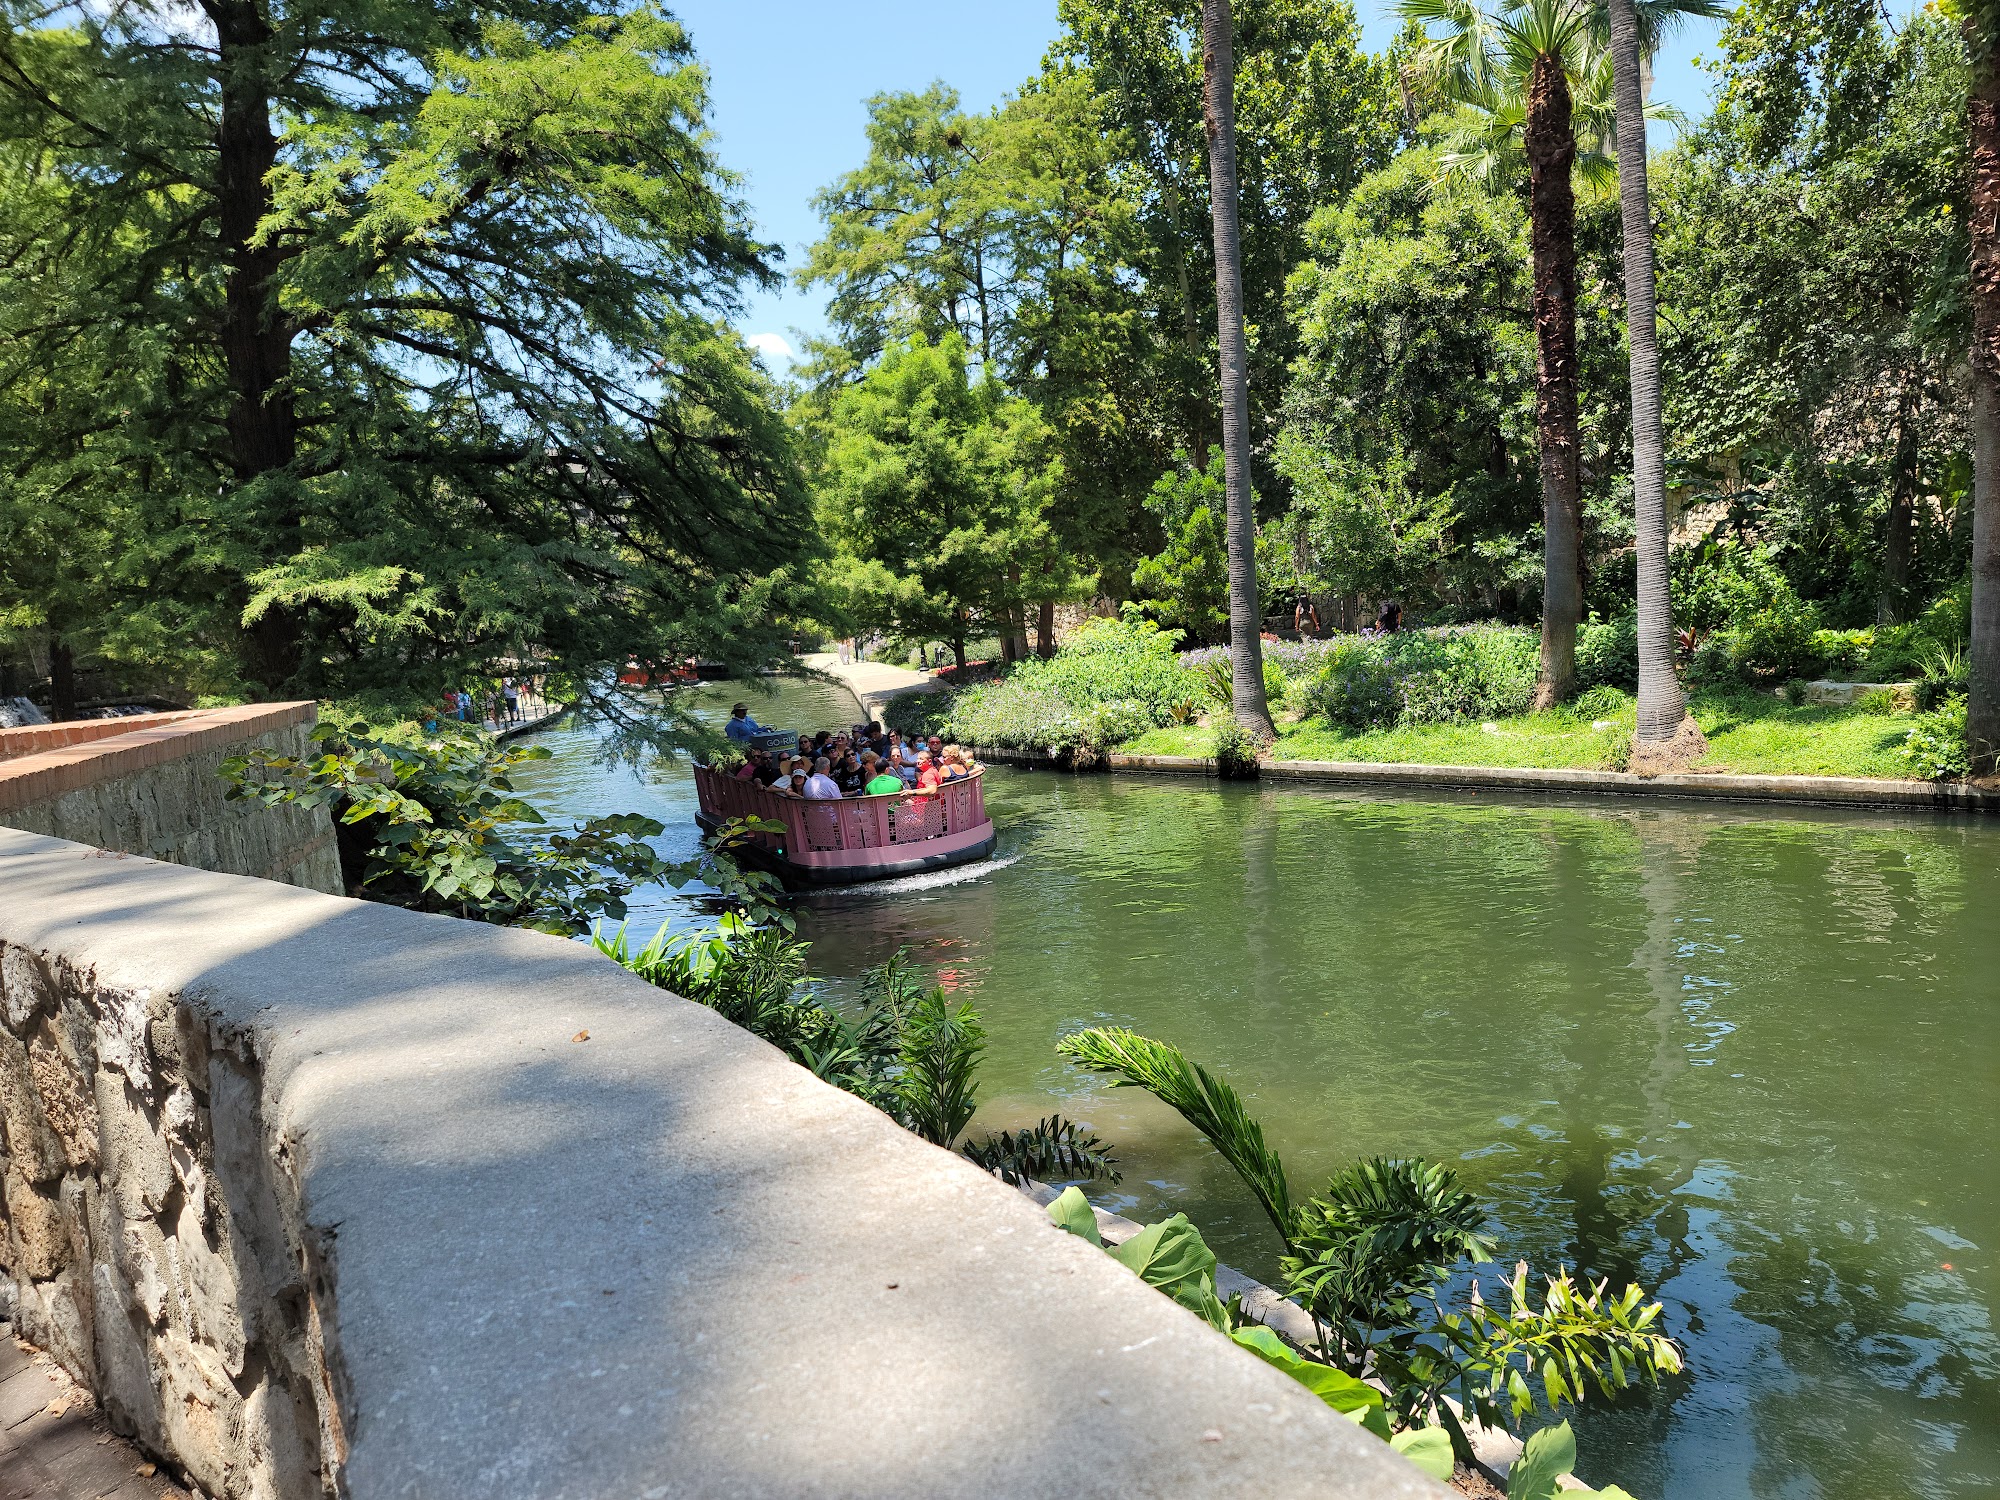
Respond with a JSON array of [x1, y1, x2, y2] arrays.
[[0, 940, 340, 1498], [0, 705, 341, 895], [0, 826, 1440, 1500]]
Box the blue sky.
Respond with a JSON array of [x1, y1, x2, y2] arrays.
[[674, 2, 1730, 369]]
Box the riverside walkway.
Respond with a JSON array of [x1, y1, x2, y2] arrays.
[[801, 653, 940, 722]]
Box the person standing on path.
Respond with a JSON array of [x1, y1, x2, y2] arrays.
[[503, 678, 519, 722]]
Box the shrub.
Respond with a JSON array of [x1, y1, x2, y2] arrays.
[[1811, 628, 1872, 677], [1300, 638, 1401, 730], [1390, 628, 1537, 723], [1572, 685, 1631, 720], [1212, 717, 1261, 778], [934, 618, 1203, 761], [1913, 639, 1970, 711], [1573, 614, 1638, 693], [1902, 695, 1970, 781]]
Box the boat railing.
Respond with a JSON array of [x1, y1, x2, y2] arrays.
[[692, 764, 989, 860]]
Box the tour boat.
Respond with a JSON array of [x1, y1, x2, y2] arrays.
[[691, 761, 997, 888]]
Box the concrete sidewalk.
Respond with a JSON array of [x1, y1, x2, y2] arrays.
[[801, 654, 943, 722], [0, 1326, 190, 1500]]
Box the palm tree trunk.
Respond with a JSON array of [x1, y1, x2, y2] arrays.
[[1525, 52, 1584, 711], [1607, 0, 1686, 743], [1968, 20, 2000, 775], [1201, 0, 1274, 741]]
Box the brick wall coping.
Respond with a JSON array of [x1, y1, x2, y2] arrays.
[[0, 703, 316, 813]]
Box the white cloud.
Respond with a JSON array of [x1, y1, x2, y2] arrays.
[[744, 332, 795, 363]]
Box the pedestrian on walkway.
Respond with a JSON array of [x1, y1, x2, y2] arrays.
[[503, 678, 520, 722]]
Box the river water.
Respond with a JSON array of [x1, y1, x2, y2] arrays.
[[511, 677, 1999, 1500]]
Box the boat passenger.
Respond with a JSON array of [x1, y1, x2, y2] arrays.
[[805, 757, 842, 799], [732, 752, 760, 781], [913, 749, 943, 792], [835, 751, 867, 796], [863, 756, 905, 796], [725, 703, 767, 741], [939, 746, 970, 781]]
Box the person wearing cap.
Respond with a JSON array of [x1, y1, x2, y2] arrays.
[[724, 703, 766, 741]]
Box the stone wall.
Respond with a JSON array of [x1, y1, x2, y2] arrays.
[[0, 705, 341, 895], [0, 826, 1439, 1500]]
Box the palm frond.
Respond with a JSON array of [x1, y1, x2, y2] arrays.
[[895, 987, 984, 1147], [963, 1114, 1121, 1185], [1057, 1027, 1296, 1247]]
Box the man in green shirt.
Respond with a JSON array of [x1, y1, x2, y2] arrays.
[[859, 749, 904, 796]]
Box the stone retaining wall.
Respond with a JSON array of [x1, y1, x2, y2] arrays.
[[0, 827, 1436, 1500], [0, 705, 341, 894]]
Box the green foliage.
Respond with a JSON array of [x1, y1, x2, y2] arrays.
[[811, 335, 1078, 664], [1132, 452, 1232, 644], [938, 618, 1202, 761], [1504, 1420, 1638, 1499], [1573, 616, 1639, 693], [1283, 1158, 1496, 1374], [0, 0, 810, 706], [604, 935, 1119, 1180], [1301, 639, 1405, 731], [1057, 1025, 1681, 1452], [1211, 718, 1263, 779], [894, 987, 986, 1148], [1300, 629, 1540, 730], [221, 722, 690, 934], [1902, 695, 1971, 781], [1426, 1264, 1683, 1433], [1058, 1027, 1297, 1244], [962, 1117, 1121, 1186]]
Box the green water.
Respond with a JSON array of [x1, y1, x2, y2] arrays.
[[513, 680, 2000, 1500]]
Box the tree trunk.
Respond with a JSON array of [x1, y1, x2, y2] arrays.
[[1607, 0, 1687, 743], [49, 637, 76, 723], [1971, 19, 2000, 776], [1035, 598, 1057, 658], [1201, 0, 1274, 742], [215, 1, 301, 694], [1879, 381, 1920, 626], [950, 634, 967, 672], [1525, 52, 1584, 711]]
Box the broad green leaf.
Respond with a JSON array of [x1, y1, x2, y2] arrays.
[[1230, 1325, 1390, 1435], [1389, 1425, 1455, 1482], [1507, 1421, 1578, 1500], [1108, 1213, 1215, 1296], [1047, 1186, 1103, 1247]]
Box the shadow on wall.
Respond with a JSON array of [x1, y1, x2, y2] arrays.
[[0, 832, 1431, 1500]]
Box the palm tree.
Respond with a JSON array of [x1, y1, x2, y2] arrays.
[[1201, 0, 1276, 741], [1604, 0, 1719, 750], [1401, 0, 1697, 712], [1967, 9, 2000, 776]]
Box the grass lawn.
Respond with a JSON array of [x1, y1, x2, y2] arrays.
[[1118, 686, 1924, 780]]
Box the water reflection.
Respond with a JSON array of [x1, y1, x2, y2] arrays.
[[515, 708, 2000, 1500]]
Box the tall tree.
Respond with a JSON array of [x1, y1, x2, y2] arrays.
[[1605, 0, 1715, 749], [1402, 0, 1604, 706], [1201, 0, 1274, 738], [1969, 3, 2000, 774], [812, 335, 1075, 671], [0, 0, 806, 709], [1402, 0, 1693, 706]]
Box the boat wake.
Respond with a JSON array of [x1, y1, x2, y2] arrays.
[[801, 847, 1025, 901]]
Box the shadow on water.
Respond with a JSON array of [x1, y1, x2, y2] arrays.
[[515, 703, 2000, 1500]]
